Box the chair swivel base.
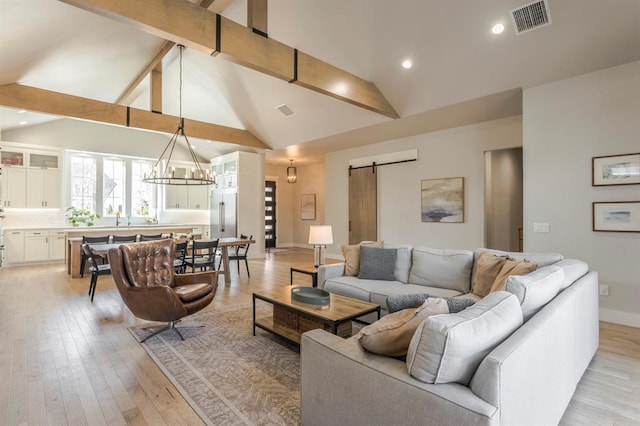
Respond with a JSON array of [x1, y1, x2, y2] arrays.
[[140, 320, 205, 343]]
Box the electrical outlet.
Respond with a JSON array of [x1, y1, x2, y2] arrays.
[[599, 284, 609, 296]]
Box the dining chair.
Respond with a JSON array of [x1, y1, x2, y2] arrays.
[[140, 233, 165, 241], [219, 234, 252, 278], [82, 243, 112, 302], [184, 239, 219, 273], [80, 235, 110, 277], [174, 241, 188, 274], [112, 234, 138, 243]]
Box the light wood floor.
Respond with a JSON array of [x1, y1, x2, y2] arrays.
[[0, 248, 638, 425]]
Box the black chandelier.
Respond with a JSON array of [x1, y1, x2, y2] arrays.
[[143, 45, 216, 186]]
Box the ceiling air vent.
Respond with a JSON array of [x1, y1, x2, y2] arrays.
[[511, 0, 551, 34], [276, 104, 295, 117]]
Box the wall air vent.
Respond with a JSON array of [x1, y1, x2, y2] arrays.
[[511, 0, 551, 34], [276, 104, 295, 117]]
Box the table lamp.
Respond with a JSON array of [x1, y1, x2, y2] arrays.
[[308, 225, 333, 267]]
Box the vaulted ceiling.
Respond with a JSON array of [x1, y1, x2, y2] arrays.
[[1, 0, 639, 166]]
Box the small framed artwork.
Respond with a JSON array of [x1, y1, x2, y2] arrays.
[[593, 201, 640, 232], [592, 153, 640, 186], [300, 194, 316, 220], [421, 177, 464, 223]]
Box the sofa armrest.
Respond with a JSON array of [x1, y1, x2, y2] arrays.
[[301, 330, 497, 426], [316, 263, 345, 289]]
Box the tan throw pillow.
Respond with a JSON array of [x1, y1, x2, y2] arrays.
[[355, 298, 450, 357], [471, 253, 508, 297], [341, 241, 384, 276], [490, 258, 538, 292]]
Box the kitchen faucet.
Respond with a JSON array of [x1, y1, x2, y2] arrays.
[[116, 211, 121, 227]]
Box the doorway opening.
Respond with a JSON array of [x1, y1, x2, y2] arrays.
[[484, 147, 523, 251]]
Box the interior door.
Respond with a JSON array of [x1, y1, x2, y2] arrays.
[[265, 180, 276, 249], [348, 167, 377, 244]]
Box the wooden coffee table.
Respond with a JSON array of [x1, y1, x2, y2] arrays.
[[252, 287, 380, 345]]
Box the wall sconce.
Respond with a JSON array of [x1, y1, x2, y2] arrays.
[[308, 225, 333, 267], [287, 159, 297, 183]]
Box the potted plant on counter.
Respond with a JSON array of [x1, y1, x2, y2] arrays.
[[66, 206, 100, 227]]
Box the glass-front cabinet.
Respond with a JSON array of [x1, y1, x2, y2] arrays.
[[1, 149, 25, 166], [210, 153, 238, 189]]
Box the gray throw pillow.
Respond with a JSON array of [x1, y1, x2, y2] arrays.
[[387, 294, 475, 313], [359, 246, 397, 281]]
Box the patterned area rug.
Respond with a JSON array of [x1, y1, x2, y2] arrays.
[[129, 304, 301, 425]]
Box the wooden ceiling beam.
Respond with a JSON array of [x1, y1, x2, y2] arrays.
[[115, 0, 215, 107], [58, 0, 400, 119], [116, 41, 175, 106], [248, 0, 268, 37], [0, 83, 269, 150]]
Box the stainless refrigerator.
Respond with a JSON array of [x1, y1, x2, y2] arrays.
[[210, 190, 237, 238]]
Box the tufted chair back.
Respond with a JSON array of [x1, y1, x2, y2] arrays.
[[121, 239, 175, 288]]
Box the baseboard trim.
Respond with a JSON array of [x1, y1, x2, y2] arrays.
[[600, 308, 640, 328]]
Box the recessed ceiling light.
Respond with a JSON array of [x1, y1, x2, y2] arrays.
[[492, 23, 505, 34], [402, 59, 412, 69], [18, 109, 27, 114], [19, 121, 27, 125]]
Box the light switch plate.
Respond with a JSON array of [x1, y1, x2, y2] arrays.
[[533, 222, 550, 233]]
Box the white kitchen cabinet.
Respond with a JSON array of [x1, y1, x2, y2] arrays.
[[211, 154, 238, 190], [165, 184, 189, 209], [26, 169, 61, 208], [49, 231, 66, 260], [1, 145, 61, 209], [5, 230, 25, 263], [2, 167, 27, 208], [188, 185, 209, 210], [164, 165, 210, 210], [24, 230, 49, 262]]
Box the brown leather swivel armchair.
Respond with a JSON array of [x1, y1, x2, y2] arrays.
[[108, 239, 218, 342]]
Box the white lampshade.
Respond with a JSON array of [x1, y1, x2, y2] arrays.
[[308, 225, 333, 245]]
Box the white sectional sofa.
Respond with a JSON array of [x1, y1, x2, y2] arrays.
[[301, 246, 599, 426]]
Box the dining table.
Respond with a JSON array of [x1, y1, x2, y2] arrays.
[[87, 237, 255, 285]]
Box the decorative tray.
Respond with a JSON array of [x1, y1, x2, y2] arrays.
[[291, 287, 331, 305]]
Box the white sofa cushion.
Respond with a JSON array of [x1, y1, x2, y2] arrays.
[[504, 265, 565, 321], [408, 247, 473, 293], [406, 291, 523, 385], [385, 243, 413, 283], [554, 259, 589, 290], [324, 276, 405, 302]]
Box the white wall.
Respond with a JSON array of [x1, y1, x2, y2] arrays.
[[523, 60, 640, 327], [325, 116, 522, 256]]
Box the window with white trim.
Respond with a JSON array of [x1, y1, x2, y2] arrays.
[[132, 160, 153, 217], [70, 156, 97, 211], [103, 158, 126, 217]]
